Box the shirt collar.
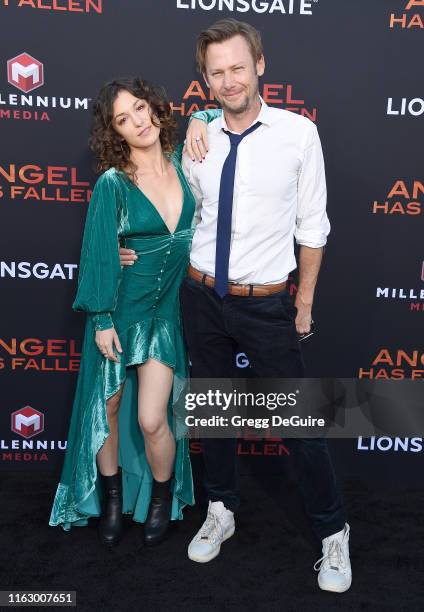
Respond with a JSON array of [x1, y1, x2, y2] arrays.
[[219, 96, 275, 133]]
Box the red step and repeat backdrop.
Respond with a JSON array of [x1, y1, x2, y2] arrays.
[[1, 1, 422, 480]]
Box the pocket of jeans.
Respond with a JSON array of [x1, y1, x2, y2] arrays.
[[182, 275, 202, 288], [279, 291, 297, 321]]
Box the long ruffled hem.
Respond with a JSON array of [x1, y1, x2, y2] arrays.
[[49, 316, 194, 530], [49, 437, 192, 530]]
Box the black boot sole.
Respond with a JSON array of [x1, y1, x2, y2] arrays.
[[143, 528, 170, 547], [98, 531, 124, 548]]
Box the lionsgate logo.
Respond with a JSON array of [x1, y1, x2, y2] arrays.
[[357, 437, 423, 453], [1, 52, 91, 122], [0, 261, 78, 280], [387, 97, 424, 117], [375, 262, 424, 312], [176, 0, 316, 15]]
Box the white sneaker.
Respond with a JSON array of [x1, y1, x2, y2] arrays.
[[188, 501, 235, 563], [314, 523, 352, 593]]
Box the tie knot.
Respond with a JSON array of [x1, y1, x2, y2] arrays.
[[224, 121, 261, 148]]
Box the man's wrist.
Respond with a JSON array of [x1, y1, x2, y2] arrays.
[[296, 289, 314, 307]]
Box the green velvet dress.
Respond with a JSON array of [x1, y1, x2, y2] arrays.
[[49, 146, 195, 530]]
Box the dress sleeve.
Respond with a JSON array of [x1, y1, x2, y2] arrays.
[[189, 108, 222, 124], [72, 171, 122, 331]]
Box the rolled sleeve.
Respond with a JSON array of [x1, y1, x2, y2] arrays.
[[295, 123, 330, 248]]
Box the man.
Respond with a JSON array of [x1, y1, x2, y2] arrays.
[[120, 18, 351, 593]]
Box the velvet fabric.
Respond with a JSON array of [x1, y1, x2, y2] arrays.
[[49, 146, 196, 530]]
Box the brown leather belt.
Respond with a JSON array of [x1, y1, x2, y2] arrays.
[[187, 265, 287, 297]]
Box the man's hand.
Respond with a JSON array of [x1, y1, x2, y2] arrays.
[[184, 118, 209, 162], [95, 328, 122, 362], [119, 247, 137, 266], [294, 291, 313, 334]]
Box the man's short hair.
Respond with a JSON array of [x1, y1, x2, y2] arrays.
[[196, 18, 263, 74]]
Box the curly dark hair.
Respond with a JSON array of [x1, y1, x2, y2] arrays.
[[89, 77, 178, 182]]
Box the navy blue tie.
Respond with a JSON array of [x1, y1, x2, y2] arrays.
[[214, 121, 262, 298]]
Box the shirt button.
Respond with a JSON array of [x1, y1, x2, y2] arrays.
[[166, 250, 171, 255], [160, 268, 164, 272]]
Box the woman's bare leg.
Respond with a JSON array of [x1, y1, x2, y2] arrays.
[[137, 359, 175, 481], [97, 385, 124, 476]]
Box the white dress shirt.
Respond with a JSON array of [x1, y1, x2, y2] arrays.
[[182, 99, 330, 285]]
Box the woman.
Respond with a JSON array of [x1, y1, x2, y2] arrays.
[[49, 77, 211, 547]]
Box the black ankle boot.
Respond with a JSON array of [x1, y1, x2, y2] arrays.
[[98, 470, 123, 547], [144, 478, 172, 546]]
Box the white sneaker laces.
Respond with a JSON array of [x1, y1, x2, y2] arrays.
[[314, 524, 350, 573], [195, 507, 224, 545]]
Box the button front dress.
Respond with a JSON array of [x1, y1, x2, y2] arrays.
[[49, 147, 195, 529]]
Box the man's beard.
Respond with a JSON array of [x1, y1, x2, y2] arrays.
[[221, 93, 250, 115], [220, 87, 258, 116]]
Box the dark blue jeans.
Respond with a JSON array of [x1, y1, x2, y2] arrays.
[[180, 275, 346, 539]]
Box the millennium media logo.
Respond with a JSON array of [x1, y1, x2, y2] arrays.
[[2, 406, 67, 463], [1, 52, 91, 122], [11, 406, 44, 439], [7, 52, 43, 93], [375, 261, 424, 313]]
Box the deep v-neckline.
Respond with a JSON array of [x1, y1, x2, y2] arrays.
[[133, 158, 185, 235]]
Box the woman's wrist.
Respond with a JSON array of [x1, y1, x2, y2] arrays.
[[90, 313, 114, 331]]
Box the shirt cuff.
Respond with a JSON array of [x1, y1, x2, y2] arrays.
[[295, 230, 328, 248], [89, 313, 114, 331]]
